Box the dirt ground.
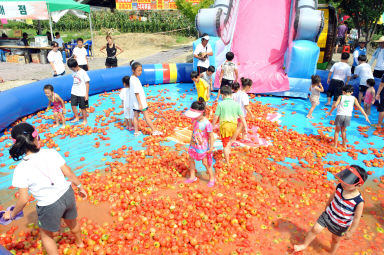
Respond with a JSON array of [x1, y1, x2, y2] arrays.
[[0, 33, 194, 91]]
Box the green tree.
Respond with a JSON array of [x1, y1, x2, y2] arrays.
[[175, 0, 214, 23], [326, 0, 384, 42]]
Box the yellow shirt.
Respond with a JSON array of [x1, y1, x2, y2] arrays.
[[195, 79, 209, 102]]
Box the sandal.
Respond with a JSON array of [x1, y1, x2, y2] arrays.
[[134, 131, 142, 136], [184, 177, 198, 184], [207, 179, 215, 187]]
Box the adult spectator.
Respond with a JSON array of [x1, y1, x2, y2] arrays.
[[48, 41, 66, 77], [21, 32, 29, 46], [376, 78, 384, 127], [351, 38, 367, 74], [335, 22, 348, 53], [193, 34, 213, 74], [53, 32, 64, 48], [369, 36, 384, 78], [46, 31, 52, 43]]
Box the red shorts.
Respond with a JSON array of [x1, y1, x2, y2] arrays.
[[221, 136, 231, 148]]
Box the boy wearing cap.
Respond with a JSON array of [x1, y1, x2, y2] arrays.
[[194, 33, 213, 75], [326, 85, 370, 148], [351, 38, 367, 74], [294, 165, 368, 255], [369, 36, 384, 78], [212, 85, 247, 165]]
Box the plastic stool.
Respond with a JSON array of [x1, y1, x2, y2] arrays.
[[342, 45, 350, 53]]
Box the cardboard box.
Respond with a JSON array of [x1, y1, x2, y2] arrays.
[[6, 55, 26, 64], [14, 30, 22, 37], [31, 53, 40, 64]]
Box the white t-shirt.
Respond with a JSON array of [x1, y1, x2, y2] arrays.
[[330, 62, 351, 82], [119, 87, 133, 119], [71, 68, 90, 97], [201, 71, 213, 85], [130, 76, 148, 110], [193, 43, 212, 68], [337, 95, 355, 116], [12, 149, 71, 206], [221, 61, 238, 81], [47, 50, 65, 75], [73, 46, 88, 65], [372, 48, 384, 71], [232, 90, 249, 116], [53, 37, 64, 47], [354, 63, 373, 86]]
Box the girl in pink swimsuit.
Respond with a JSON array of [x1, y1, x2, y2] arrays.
[[43, 84, 66, 127], [184, 97, 215, 187], [364, 79, 376, 116]]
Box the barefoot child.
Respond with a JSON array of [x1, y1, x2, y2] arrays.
[[191, 71, 210, 102], [3, 123, 87, 255], [43, 84, 66, 127], [200, 65, 215, 96], [232, 78, 254, 140], [326, 85, 370, 148], [119, 76, 133, 130], [212, 85, 247, 164], [307, 75, 324, 119], [353, 55, 374, 105], [184, 97, 215, 187], [294, 165, 368, 255], [216, 52, 239, 101], [67, 58, 90, 126], [130, 62, 163, 136], [326, 52, 351, 107], [363, 79, 376, 116]]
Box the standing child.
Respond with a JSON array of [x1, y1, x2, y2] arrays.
[[232, 78, 254, 141], [43, 84, 66, 128], [294, 165, 368, 255], [67, 58, 90, 126], [184, 97, 215, 187], [216, 52, 239, 101], [3, 123, 87, 255], [119, 76, 133, 130], [72, 38, 89, 71], [326, 85, 370, 148], [191, 71, 210, 102], [326, 52, 351, 106], [307, 75, 324, 119], [129, 62, 163, 136], [200, 65, 215, 96], [353, 55, 374, 105], [363, 79, 376, 116], [212, 85, 247, 164]]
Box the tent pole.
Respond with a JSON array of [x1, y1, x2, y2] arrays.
[[49, 11, 53, 42], [88, 11, 94, 57]]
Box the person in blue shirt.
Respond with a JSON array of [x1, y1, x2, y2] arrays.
[[351, 38, 367, 74]]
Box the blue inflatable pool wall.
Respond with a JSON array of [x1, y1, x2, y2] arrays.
[[0, 63, 193, 132]]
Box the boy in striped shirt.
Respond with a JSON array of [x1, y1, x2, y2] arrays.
[[294, 165, 367, 254]]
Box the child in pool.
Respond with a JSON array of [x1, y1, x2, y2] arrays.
[[307, 75, 324, 119], [294, 165, 367, 255], [212, 85, 247, 164], [200, 65, 215, 96], [3, 123, 87, 255], [191, 71, 210, 102], [232, 78, 254, 141], [120, 76, 134, 130], [363, 79, 376, 116], [326, 85, 370, 148], [184, 97, 215, 187], [44, 84, 66, 127], [129, 62, 163, 136]]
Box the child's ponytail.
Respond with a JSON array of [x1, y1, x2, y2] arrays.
[[9, 123, 40, 161], [191, 97, 206, 111], [240, 77, 253, 87]]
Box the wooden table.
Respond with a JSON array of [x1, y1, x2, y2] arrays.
[[0, 45, 52, 50]]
